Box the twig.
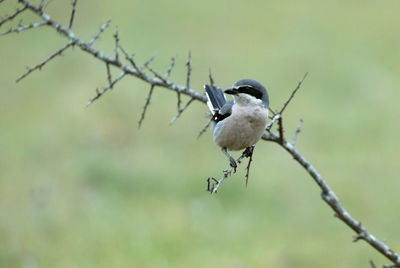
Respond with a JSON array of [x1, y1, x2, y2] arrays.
[[291, 118, 304, 146], [176, 92, 182, 112], [16, 40, 73, 82], [146, 65, 167, 83], [176, 52, 192, 113], [245, 158, 253, 186], [113, 26, 119, 61], [88, 18, 112, 46], [208, 68, 214, 86], [237, 145, 255, 187], [171, 51, 192, 123], [185, 51, 192, 91], [68, 0, 77, 29], [266, 73, 307, 131], [119, 45, 139, 70], [245, 147, 254, 186], [164, 57, 175, 80], [42, 0, 55, 10], [370, 260, 377, 268], [0, 6, 27, 27], [198, 118, 212, 138], [138, 84, 155, 128], [277, 117, 284, 144], [265, 113, 280, 131], [105, 63, 112, 88], [279, 72, 308, 114], [38, 0, 45, 10], [170, 97, 195, 125], [139, 54, 156, 71], [176, 91, 182, 113], [86, 71, 126, 107], [0, 21, 47, 36], [268, 107, 276, 116]]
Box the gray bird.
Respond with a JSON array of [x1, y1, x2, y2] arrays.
[[205, 79, 269, 169]]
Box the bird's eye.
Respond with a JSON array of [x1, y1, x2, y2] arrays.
[[238, 86, 263, 100], [237, 86, 251, 94]]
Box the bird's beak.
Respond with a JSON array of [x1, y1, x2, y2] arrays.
[[224, 88, 239, 95]]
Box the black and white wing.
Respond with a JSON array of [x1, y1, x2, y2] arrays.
[[204, 85, 233, 123]]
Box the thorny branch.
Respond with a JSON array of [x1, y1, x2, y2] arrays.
[[1, 1, 399, 267]]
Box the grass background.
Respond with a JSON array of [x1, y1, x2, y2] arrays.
[[1, 0, 400, 267]]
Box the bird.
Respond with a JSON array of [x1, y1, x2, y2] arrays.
[[204, 79, 269, 169]]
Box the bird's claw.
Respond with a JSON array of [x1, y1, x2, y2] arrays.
[[229, 156, 237, 173], [243, 146, 254, 158]]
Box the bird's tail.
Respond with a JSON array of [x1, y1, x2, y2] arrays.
[[204, 85, 226, 115]]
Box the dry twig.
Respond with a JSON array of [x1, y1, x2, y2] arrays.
[[0, 5, 27, 27], [198, 118, 212, 138], [279, 72, 308, 114], [164, 57, 176, 80], [0, 21, 47, 36], [86, 71, 126, 107], [292, 118, 304, 146], [68, 0, 77, 29], [16, 40, 73, 82], [113, 26, 120, 62], [208, 68, 215, 86], [138, 84, 155, 128], [88, 18, 112, 46]]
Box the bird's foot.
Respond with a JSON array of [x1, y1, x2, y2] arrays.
[[229, 156, 237, 173], [221, 147, 237, 173], [243, 145, 254, 158]]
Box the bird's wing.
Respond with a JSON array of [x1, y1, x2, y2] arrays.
[[204, 85, 226, 115], [213, 100, 233, 122], [204, 84, 233, 122]]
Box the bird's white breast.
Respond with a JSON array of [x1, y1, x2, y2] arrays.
[[213, 100, 268, 151]]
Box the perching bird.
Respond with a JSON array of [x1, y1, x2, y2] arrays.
[[205, 79, 269, 169]]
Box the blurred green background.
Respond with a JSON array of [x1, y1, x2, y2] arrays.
[[1, 0, 400, 267]]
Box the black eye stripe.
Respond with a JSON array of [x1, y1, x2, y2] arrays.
[[237, 86, 263, 100]]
